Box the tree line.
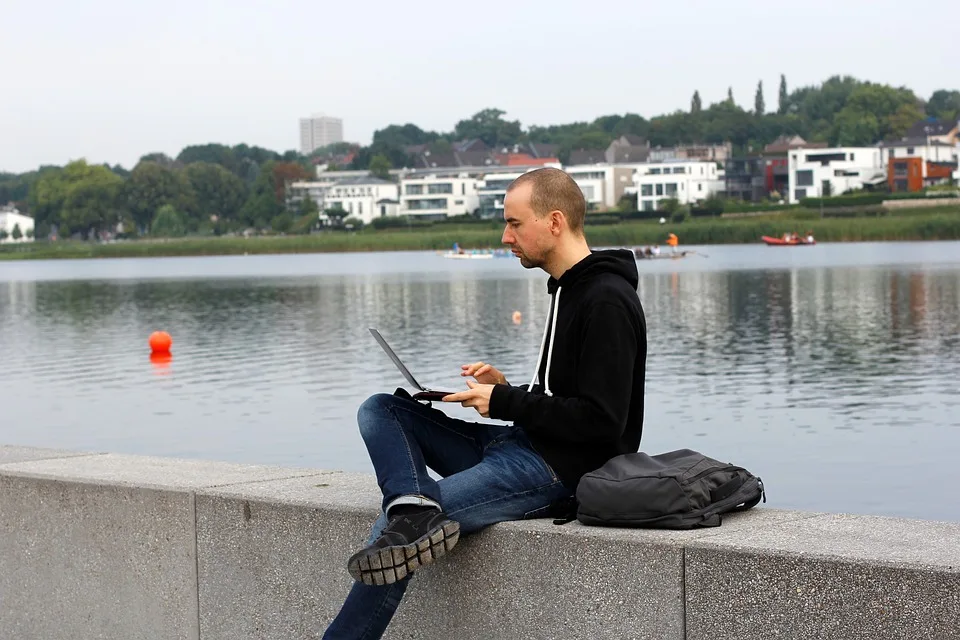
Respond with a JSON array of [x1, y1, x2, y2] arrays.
[[0, 75, 957, 240]]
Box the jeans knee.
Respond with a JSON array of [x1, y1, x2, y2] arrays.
[[357, 393, 396, 440]]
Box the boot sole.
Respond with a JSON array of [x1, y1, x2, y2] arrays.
[[347, 520, 460, 586]]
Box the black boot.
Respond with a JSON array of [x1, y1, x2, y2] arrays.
[[347, 509, 460, 585]]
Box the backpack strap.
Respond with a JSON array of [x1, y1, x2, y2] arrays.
[[550, 496, 579, 525]]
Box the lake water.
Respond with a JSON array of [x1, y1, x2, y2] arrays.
[[1, 242, 959, 522]]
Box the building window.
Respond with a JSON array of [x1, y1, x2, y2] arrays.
[[358, 202, 363, 215], [461, 183, 465, 195], [665, 184, 678, 197], [427, 183, 453, 194], [655, 184, 664, 196], [648, 168, 662, 175], [697, 183, 702, 191], [454, 200, 464, 205], [795, 189, 806, 200], [673, 167, 685, 174], [795, 170, 814, 187], [405, 184, 424, 195], [641, 200, 654, 211], [907, 148, 914, 155], [640, 185, 653, 196], [381, 205, 387, 217], [894, 179, 908, 191]]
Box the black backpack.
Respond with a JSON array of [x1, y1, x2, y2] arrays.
[[572, 449, 765, 529]]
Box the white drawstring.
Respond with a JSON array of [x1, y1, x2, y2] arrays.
[[527, 286, 562, 397]]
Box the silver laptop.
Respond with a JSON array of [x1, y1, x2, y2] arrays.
[[369, 328, 458, 400]]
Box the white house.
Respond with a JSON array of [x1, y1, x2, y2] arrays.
[[564, 164, 636, 209], [0, 205, 34, 243], [787, 147, 884, 202], [399, 171, 480, 220], [286, 176, 400, 226], [628, 161, 724, 211], [323, 176, 400, 226]]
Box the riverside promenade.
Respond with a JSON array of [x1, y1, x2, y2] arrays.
[[2, 444, 958, 639]]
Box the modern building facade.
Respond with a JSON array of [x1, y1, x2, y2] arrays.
[[299, 114, 344, 155]]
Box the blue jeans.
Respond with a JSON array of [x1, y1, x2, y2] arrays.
[[323, 391, 572, 640]]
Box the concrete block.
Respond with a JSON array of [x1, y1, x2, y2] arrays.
[[0, 474, 199, 640], [685, 513, 960, 640], [0, 444, 96, 464], [195, 471, 807, 640]]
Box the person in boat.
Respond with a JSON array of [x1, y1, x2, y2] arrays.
[[651, 244, 661, 256], [644, 246, 653, 258], [324, 167, 648, 639], [805, 230, 815, 244], [666, 233, 679, 254]]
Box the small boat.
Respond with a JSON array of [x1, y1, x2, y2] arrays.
[[441, 251, 494, 260], [762, 236, 816, 246]]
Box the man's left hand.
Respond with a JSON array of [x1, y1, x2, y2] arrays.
[[442, 380, 494, 417]]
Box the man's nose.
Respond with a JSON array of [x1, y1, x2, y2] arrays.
[[501, 227, 512, 245]]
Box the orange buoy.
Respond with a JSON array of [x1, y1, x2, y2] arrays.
[[149, 331, 173, 354]]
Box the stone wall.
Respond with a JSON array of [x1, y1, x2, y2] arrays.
[[2, 445, 958, 639]]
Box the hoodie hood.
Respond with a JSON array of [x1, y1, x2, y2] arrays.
[[547, 249, 639, 294], [532, 249, 639, 396]]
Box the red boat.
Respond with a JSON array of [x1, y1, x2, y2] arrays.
[[762, 235, 815, 246]]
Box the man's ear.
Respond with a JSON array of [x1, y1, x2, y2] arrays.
[[549, 209, 565, 235]]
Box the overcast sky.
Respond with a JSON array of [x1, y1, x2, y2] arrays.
[[2, 0, 956, 173]]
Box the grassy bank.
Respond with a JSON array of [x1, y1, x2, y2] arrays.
[[1, 207, 958, 261]]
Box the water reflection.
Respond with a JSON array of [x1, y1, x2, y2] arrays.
[[1, 245, 959, 521]]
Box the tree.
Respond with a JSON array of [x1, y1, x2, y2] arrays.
[[372, 124, 440, 149], [691, 91, 702, 114], [0, 230, 6, 241], [369, 154, 392, 180], [151, 204, 186, 237], [125, 161, 195, 230], [755, 81, 765, 116], [453, 108, 522, 147], [183, 162, 247, 223], [926, 90, 960, 122], [297, 195, 320, 218], [727, 87, 735, 106], [778, 74, 788, 114], [270, 213, 293, 233], [11, 223, 22, 240]]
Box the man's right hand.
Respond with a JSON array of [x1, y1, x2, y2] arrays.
[[460, 362, 508, 386]]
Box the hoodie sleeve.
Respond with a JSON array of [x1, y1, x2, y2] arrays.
[[489, 300, 640, 443]]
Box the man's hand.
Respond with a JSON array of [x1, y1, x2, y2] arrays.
[[442, 380, 495, 417], [460, 361, 508, 386]]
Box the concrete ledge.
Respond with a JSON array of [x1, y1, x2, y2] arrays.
[[3, 445, 959, 639]]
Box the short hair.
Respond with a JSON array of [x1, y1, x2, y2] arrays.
[[507, 167, 586, 234]]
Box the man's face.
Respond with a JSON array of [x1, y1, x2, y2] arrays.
[[501, 183, 552, 269]]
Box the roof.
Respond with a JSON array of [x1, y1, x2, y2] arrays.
[[567, 149, 607, 165], [878, 137, 955, 148], [376, 198, 400, 204], [906, 118, 957, 138], [331, 175, 395, 186], [611, 146, 650, 163]]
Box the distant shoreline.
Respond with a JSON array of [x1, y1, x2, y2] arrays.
[[1, 209, 958, 261]]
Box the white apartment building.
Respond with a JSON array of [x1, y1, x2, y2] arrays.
[[564, 164, 635, 209], [787, 147, 884, 203], [629, 161, 723, 211], [399, 172, 480, 220], [299, 114, 344, 155], [0, 205, 34, 243]]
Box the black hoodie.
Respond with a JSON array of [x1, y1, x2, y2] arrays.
[[489, 249, 647, 490]]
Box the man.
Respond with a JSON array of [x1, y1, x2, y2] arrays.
[[323, 167, 647, 639]]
